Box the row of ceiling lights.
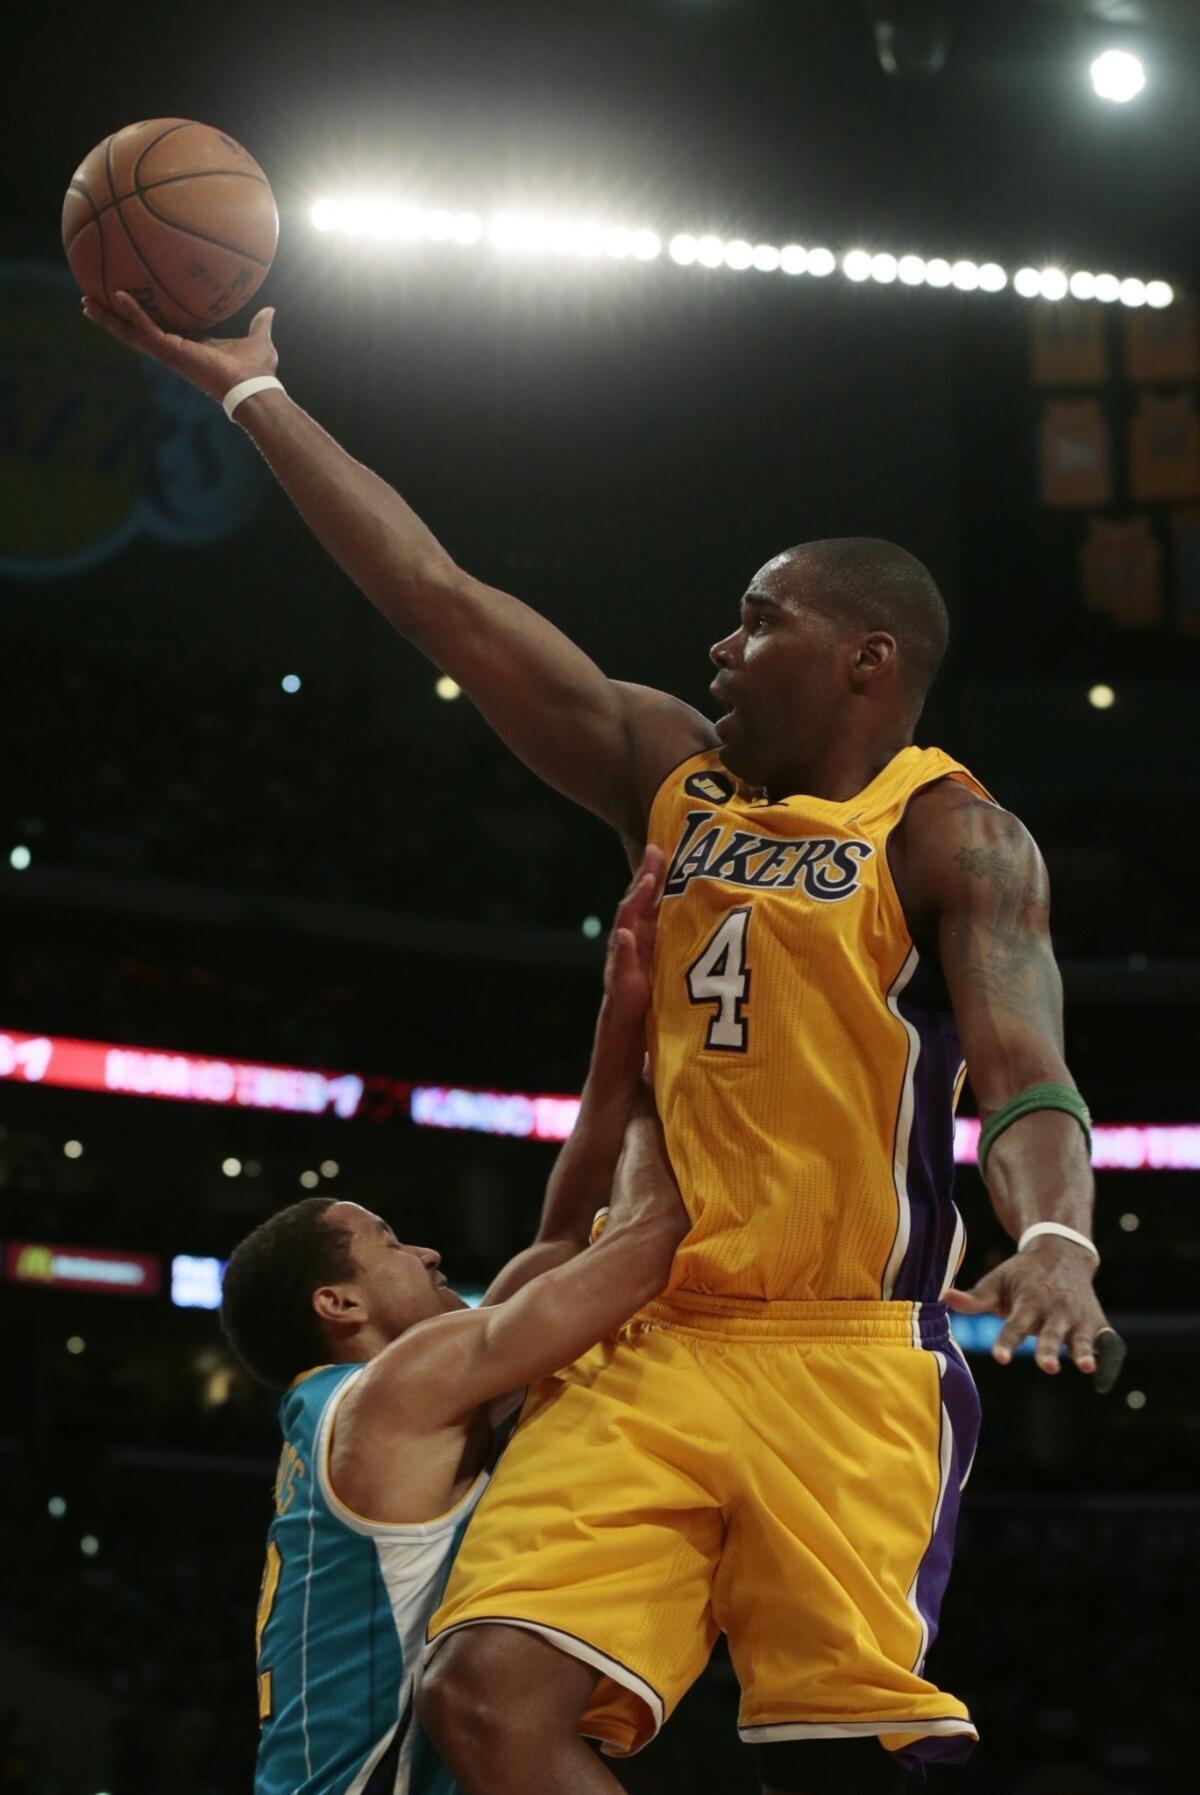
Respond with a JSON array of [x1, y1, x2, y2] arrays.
[[310, 203, 1173, 308]]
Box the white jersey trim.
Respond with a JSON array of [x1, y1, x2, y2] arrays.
[[426, 1616, 666, 1738], [739, 1716, 977, 1744], [313, 1367, 490, 1540], [882, 944, 922, 1300]]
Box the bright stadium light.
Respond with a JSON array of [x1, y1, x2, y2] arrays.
[[281, 674, 301, 694], [9, 844, 31, 871], [320, 1159, 340, 1179], [1091, 49, 1146, 103], [222, 1157, 242, 1178], [63, 1140, 83, 1159], [307, 196, 1169, 306], [300, 1170, 320, 1190], [435, 675, 462, 701], [1089, 683, 1116, 710]]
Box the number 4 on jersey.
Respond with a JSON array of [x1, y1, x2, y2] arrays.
[[687, 908, 752, 1051]]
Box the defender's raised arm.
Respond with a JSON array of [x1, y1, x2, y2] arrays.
[[81, 295, 713, 842]]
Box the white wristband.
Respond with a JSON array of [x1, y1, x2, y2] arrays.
[[222, 375, 285, 419], [1018, 1222, 1099, 1264]]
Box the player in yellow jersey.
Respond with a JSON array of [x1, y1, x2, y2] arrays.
[[86, 293, 1123, 1795]]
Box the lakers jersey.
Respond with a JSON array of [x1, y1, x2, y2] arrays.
[[255, 1363, 487, 1795], [647, 746, 991, 1306]]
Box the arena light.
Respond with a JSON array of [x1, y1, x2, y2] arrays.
[[281, 674, 301, 694], [310, 197, 1171, 306], [1090, 48, 1146, 104], [1089, 683, 1116, 710], [9, 844, 31, 871], [1119, 277, 1147, 308]]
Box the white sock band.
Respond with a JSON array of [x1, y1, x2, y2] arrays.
[[222, 375, 285, 419], [1017, 1221, 1099, 1263]]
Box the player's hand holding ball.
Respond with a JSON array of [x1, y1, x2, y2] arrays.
[[67, 117, 280, 405], [82, 287, 278, 406]]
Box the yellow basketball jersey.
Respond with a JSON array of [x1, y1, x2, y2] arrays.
[[647, 745, 992, 1304]]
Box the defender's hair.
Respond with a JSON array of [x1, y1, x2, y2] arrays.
[[220, 1197, 357, 1389]]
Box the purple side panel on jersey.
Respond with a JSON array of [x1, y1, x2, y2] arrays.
[[909, 1343, 981, 1678], [892, 986, 963, 1303]]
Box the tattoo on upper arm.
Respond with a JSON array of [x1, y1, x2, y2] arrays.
[[948, 815, 1063, 1043]]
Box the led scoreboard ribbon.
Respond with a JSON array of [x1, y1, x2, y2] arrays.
[[3, 1026, 1197, 1166]]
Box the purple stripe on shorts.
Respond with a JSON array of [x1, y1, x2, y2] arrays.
[[909, 1342, 980, 1679], [891, 975, 964, 1304], [895, 1728, 978, 1771]]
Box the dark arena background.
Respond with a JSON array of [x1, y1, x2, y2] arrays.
[[4, 3, 1200, 1791]]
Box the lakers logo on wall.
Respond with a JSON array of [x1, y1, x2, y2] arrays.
[[0, 261, 267, 580]]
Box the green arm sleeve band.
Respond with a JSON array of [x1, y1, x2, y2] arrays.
[[977, 1083, 1092, 1178]]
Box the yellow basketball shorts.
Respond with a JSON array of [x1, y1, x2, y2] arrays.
[[427, 1295, 980, 1770]]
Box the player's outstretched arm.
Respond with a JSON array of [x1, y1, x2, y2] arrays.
[[359, 1098, 687, 1426], [480, 845, 663, 1308], [80, 293, 714, 841], [900, 783, 1123, 1392]]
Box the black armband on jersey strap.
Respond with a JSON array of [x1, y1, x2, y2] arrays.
[[978, 1083, 1092, 1177]]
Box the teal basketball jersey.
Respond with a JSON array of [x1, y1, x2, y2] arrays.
[[255, 1363, 488, 1795]]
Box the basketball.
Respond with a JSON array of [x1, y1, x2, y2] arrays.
[[62, 118, 278, 332]]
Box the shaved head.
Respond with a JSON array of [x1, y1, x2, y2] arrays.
[[769, 537, 949, 706]]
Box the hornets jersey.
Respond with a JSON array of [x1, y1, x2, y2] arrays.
[[647, 745, 992, 1305], [255, 1363, 487, 1795]]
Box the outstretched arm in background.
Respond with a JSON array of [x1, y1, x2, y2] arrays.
[[81, 295, 714, 844], [897, 781, 1124, 1392], [479, 843, 664, 1307]]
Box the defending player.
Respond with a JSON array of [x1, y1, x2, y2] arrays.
[[220, 853, 688, 1795], [86, 294, 1124, 1795]]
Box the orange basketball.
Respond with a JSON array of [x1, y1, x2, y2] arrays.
[[62, 118, 278, 332]]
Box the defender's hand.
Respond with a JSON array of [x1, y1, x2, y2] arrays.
[[947, 1238, 1125, 1392], [81, 290, 278, 404], [601, 845, 664, 1026]]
